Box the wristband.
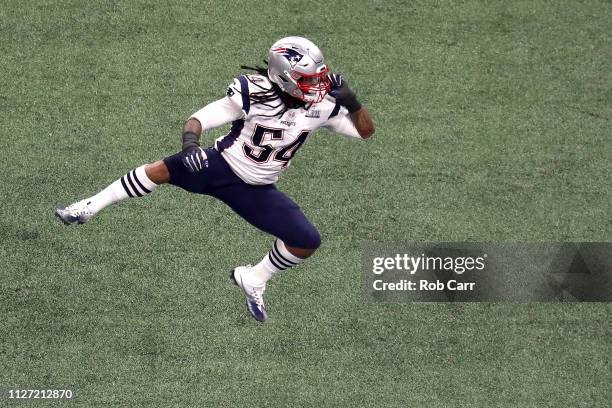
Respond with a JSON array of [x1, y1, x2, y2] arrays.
[[344, 97, 362, 114], [182, 131, 200, 150]]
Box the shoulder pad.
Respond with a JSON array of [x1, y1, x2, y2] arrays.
[[244, 74, 274, 91], [227, 75, 251, 114]]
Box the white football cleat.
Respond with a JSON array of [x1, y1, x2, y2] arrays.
[[55, 199, 96, 225], [231, 265, 268, 322]]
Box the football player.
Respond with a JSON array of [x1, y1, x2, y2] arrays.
[[55, 36, 374, 322]]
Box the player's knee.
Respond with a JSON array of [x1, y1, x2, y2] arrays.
[[284, 225, 320, 252], [284, 228, 320, 259], [300, 226, 321, 250], [145, 160, 170, 184]]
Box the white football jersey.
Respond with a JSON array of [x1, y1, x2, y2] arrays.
[[191, 74, 362, 185]]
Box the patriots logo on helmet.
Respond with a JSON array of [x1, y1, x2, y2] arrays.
[[272, 47, 304, 68]]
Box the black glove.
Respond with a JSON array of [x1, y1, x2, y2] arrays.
[[180, 131, 207, 173], [181, 146, 208, 173], [328, 73, 362, 113]]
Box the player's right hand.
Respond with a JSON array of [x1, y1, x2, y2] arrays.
[[181, 146, 208, 173]]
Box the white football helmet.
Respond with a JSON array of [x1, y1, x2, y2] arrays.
[[267, 36, 330, 103]]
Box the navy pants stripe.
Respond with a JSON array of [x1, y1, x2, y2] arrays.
[[163, 148, 321, 249]]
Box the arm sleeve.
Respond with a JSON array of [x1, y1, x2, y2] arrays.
[[323, 108, 362, 139], [189, 96, 245, 131]]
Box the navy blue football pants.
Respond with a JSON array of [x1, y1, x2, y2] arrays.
[[163, 148, 321, 249]]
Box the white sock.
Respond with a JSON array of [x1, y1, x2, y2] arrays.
[[86, 165, 158, 214], [249, 240, 304, 286]]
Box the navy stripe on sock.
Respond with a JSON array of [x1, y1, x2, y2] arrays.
[[268, 253, 286, 271], [126, 172, 144, 197], [269, 249, 292, 269], [120, 176, 134, 198], [273, 240, 298, 265], [270, 247, 293, 269], [131, 170, 151, 194]]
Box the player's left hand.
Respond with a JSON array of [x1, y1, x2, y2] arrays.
[[181, 146, 208, 173], [327, 73, 362, 113]]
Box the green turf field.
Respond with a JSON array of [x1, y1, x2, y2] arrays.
[[1, 0, 611, 406]]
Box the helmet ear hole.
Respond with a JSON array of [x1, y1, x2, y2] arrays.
[[278, 75, 289, 83]]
